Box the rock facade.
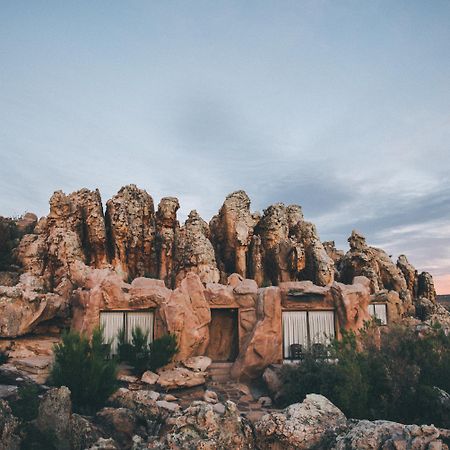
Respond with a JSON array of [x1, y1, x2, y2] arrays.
[[0, 185, 447, 378]]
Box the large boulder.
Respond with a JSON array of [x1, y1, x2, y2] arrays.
[[157, 367, 206, 390], [160, 400, 255, 449], [254, 394, 347, 449], [334, 420, 449, 450]]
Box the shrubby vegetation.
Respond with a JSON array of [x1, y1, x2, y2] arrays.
[[50, 327, 118, 414], [117, 326, 178, 375], [279, 323, 450, 428]]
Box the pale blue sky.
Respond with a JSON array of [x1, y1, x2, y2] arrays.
[[1, 1, 450, 290]]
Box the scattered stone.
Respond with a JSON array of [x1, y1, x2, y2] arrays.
[[118, 374, 139, 384], [203, 389, 219, 404], [213, 402, 226, 415], [182, 355, 212, 372], [141, 371, 159, 385], [156, 400, 180, 413], [157, 367, 206, 390], [163, 394, 177, 402], [85, 438, 119, 450]]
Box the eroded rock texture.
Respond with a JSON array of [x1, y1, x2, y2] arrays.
[[106, 185, 156, 280], [0, 184, 444, 345]]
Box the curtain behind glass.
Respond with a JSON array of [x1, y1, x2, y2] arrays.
[[282, 311, 308, 358], [100, 312, 124, 355], [126, 312, 154, 345], [308, 311, 335, 345]]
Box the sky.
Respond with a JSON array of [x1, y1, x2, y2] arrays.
[[1, 1, 449, 293]]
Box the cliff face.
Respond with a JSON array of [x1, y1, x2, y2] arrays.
[[0, 184, 439, 338]]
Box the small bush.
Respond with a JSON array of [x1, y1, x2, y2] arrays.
[[50, 327, 118, 414], [116, 327, 178, 374], [279, 324, 450, 428], [149, 334, 179, 372]]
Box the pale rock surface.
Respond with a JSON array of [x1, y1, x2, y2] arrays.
[[182, 355, 212, 372], [160, 400, 255, 449], [333, 420, 448, 450], [157, 367, 206, 390], [254, 394, 347, 450], [141, 371, 159, 385]]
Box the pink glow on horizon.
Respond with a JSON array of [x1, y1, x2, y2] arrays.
[[434, 275, 450, 295]]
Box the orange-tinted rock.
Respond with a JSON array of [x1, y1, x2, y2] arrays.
[[155, 197, 180, 288], [174, 211, 220, 286], [231, 287, 282, 380], [105, 185, 156, 280], [210, 191, 256, 278], [331, 276, 371, 333], [417, 271, 436, 303]]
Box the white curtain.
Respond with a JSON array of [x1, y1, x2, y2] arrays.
[[308, 311, 335, 345], [126, 312, 154, 345], [282, 311, 308, 358], [100, 312, 124, 355], [369, 304, 376, 317], [374, 304, 387, 325]]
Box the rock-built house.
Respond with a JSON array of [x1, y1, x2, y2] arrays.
[[0, 185, 437, 380]]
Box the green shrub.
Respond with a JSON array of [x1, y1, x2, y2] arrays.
[[278, 324, 450, 427], [117, 327, 133, 363], [10, 384, 40, 422], [116, 327, 178, 375], [149, 333, 179, 372], [50, 327, 118, 414]]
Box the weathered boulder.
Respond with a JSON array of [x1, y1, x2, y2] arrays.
[[141, 371, 159, 385], [0, 399, 21, 450], [37, 386, 73, 450], [255, 394, 347, 449], [157, 367, 206, 390], [334, 420, 448, 450], [182, 356, 212, 372], [262, 365, 283, 400], [0, 273, 67, 337], [160, 400, 255, 449]]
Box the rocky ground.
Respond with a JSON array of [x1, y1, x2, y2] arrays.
[[1, 373, 449, 450]]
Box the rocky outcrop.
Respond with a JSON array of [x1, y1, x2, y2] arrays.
[[155, 197, 180, 288], [254, 394, 348, 449], [174, 211, 220, 286], [106, 185, 156, 280], [210, 190, 256, 279], [339, 231, 413, 313], [418, 271, 436, 303]]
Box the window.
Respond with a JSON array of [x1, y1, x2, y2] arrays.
[[282, 310, 335, 359], [100, 311, 154, 355], [368, 303, 387, 325]]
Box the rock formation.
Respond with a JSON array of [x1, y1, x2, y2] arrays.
[[0, 184, 447, 380], [106, 185, 156, 280]]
